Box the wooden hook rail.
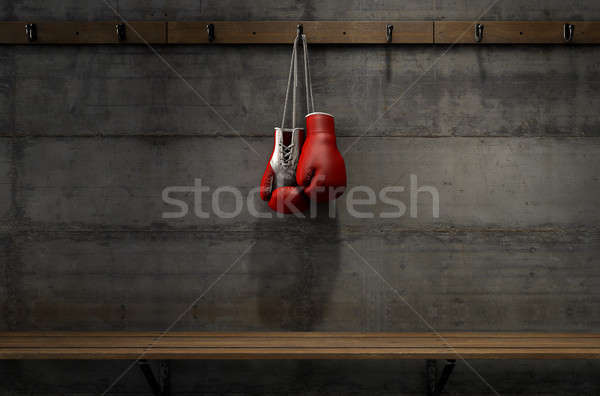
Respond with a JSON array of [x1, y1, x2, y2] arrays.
[[0, 21, 600, 45], [436, 21, 600, 44], [0, 21, 166, 44], [168, 21, 433, 44]]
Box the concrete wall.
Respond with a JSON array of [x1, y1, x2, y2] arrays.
[[1, 1, 600, 395]]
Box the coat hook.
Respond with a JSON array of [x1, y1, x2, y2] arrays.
[[206, 23, 215, 42], [25, 23, 37, 42], [386, 24, 394, 43], [116, 23, 126, 42], [563, 23, 574, 42], [474, 23, 484, 42], [297, 24, 303, 37]]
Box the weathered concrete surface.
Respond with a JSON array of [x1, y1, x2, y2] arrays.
[[2, 1, 600, 395], [0, 139, 12, 326], [11, 45, 600, 137], [342, 137, 600, 227], [6, 229, 600, 332], [0, 140, 12, 223], [432, 46, 600, 137], [0, 48, 13, 136], [14, 137, 600, 228], [0, 233, 11, 330], [13, 46, 168, 136], [4, 0, 600, 21], [436, 0, 600, 21]]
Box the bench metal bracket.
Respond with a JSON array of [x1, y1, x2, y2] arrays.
[[138, 360, 170, 396], [426, 359, 456, 396]]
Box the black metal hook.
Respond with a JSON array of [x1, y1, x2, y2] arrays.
[[563, 23, 574, 42], [116, 23, 126, 42], [386, 24, 394, 43], [297, 24, 303, 37], [206, 23, 215, 42], [25, 23, 36, 42], [474, 23, 484, 43]]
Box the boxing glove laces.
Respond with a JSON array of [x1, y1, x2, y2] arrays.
[[260, 127, 309, 214], [260, 34, 309, 214]]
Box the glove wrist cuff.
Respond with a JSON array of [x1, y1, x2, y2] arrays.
[[305, 112, 336, 136]]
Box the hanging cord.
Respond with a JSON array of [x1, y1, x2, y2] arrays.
[[281, 34, 300, 130], [292, 33, 298, 129], [277, 34, 301, 167], [281, 33, 316, 129], [301, 34, 315, 114]]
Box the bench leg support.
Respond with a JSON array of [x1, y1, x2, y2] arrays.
[[426, 359, 455, 396], [138, 360, 170, 396]]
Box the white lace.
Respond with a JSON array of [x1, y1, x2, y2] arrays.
[[279, 142, 295, 167]]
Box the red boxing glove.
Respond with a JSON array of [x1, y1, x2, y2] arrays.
[[260, 128, 310, 214], [296, 112, 347, 202]]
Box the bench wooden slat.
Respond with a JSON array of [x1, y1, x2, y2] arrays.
[[1, 332, 599, 360], [1, 347, 600, 360], [2, 337, 600, 348], [2, 331, 600, 338]]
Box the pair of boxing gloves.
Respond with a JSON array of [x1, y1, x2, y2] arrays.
[[260, 112, 347, 214]]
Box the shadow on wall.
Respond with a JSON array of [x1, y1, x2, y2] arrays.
[[249, 203, 341, 331]]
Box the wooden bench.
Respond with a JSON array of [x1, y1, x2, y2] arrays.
[[1, 332, 599, 396]]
